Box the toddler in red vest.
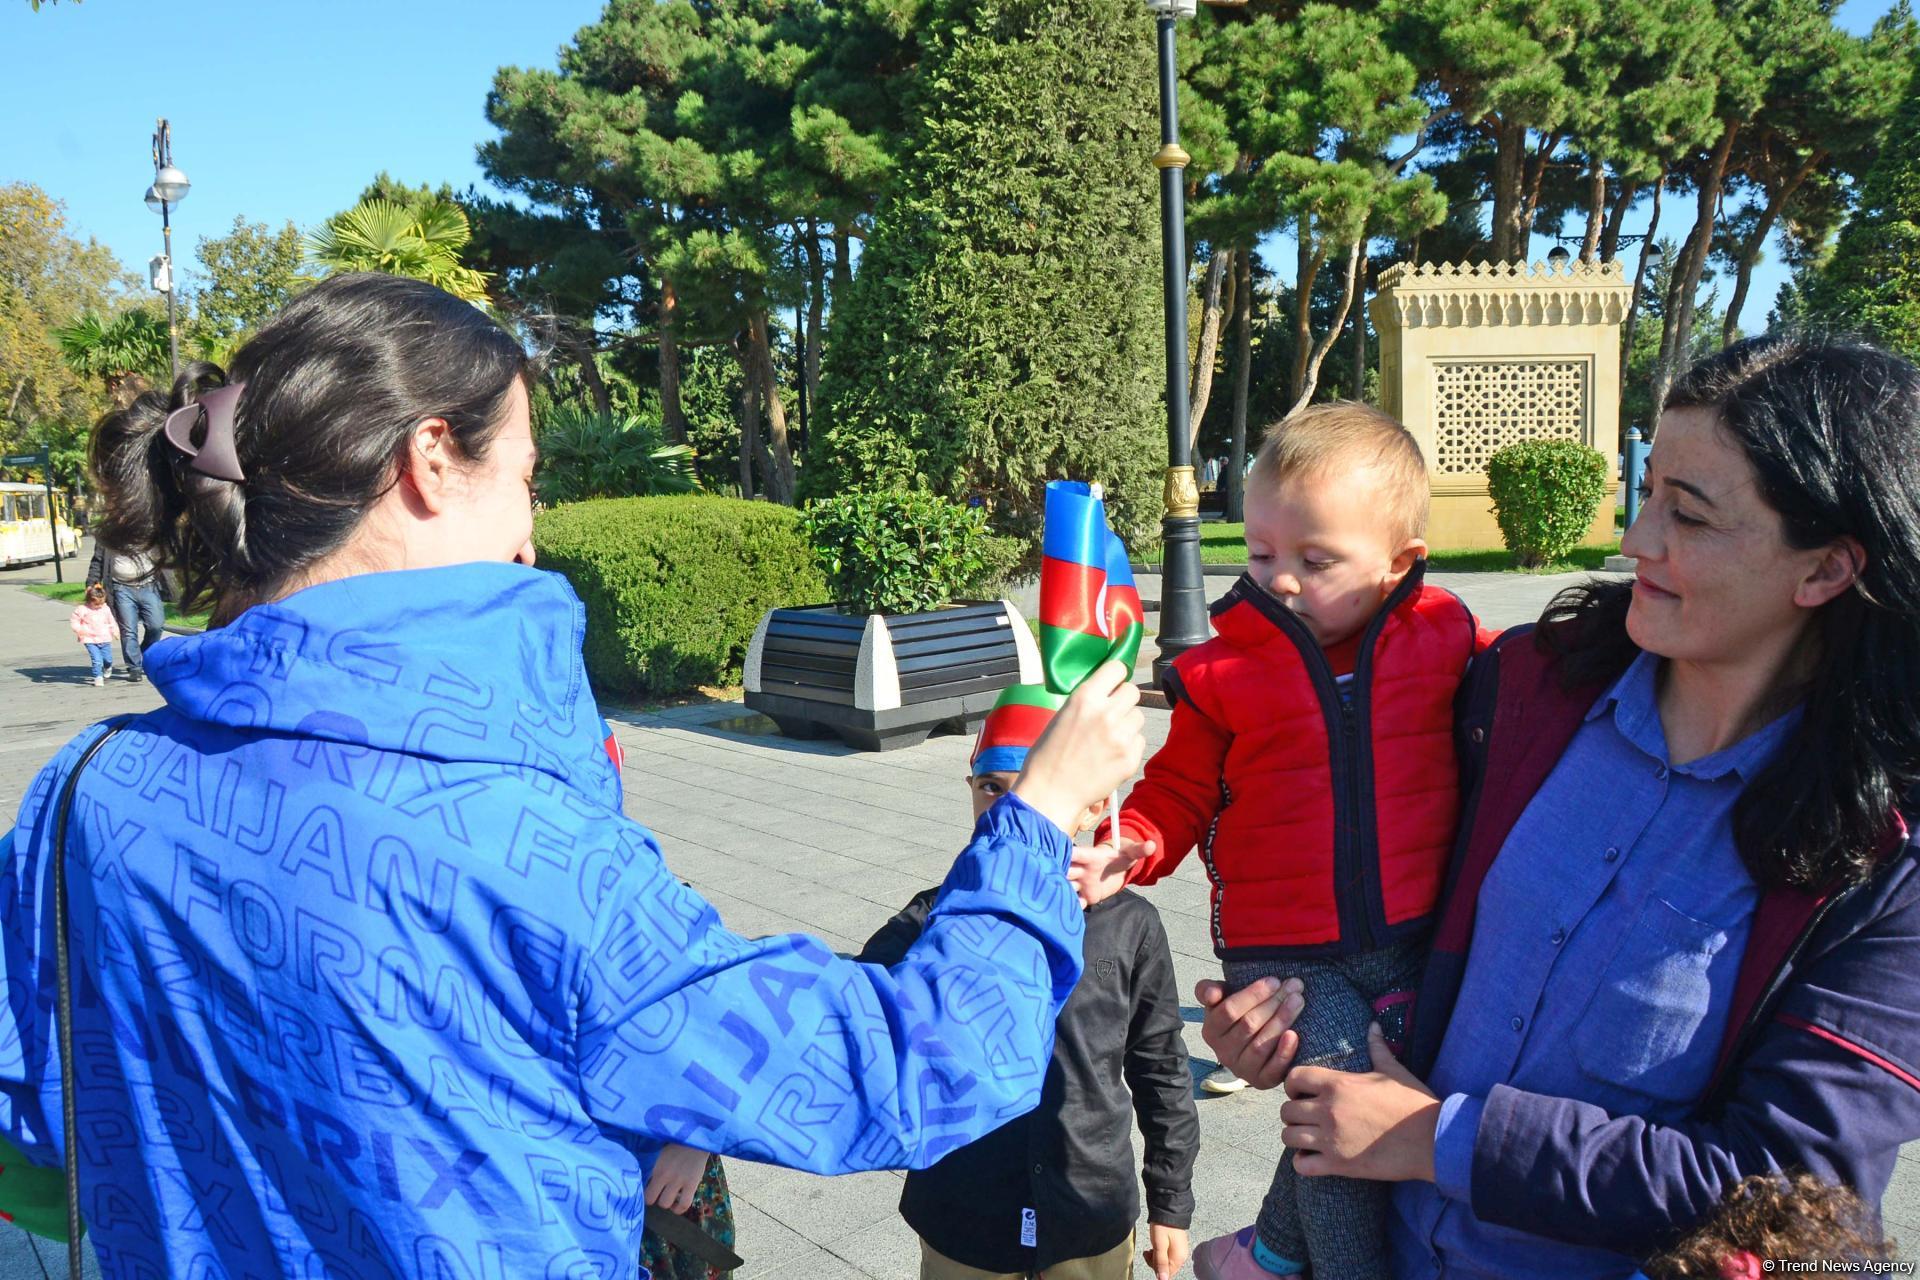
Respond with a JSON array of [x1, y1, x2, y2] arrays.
[[1075, 402, 1492, 1280]]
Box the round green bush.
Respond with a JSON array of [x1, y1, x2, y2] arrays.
[[799, 489, 1019, 616], [1485, 439, 1612, 568], [534, 496, 828, 697]]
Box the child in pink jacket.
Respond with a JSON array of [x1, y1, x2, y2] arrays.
[[70, 583, 118, 685]]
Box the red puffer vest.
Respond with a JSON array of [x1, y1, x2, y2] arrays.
[[1118, 566, 1487, 957]]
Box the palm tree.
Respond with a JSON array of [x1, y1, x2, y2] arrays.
[[534, 406, 700, 505], [306, 198, 492, 304], [54, 309, 172, 400]]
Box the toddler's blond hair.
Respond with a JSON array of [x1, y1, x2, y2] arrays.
[[1246, 401, 1429, 546]]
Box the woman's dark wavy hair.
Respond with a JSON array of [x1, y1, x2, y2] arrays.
[[1540, 335, 1920, 891], [88, 273, 531, 627], [1642, 1172, 1893, 1278]]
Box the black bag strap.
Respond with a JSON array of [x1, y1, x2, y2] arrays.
[[51, 722, 123, 1279]]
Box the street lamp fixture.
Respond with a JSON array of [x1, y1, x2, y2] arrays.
[[145, 119, 188, 380], [1143, 0, 1241, 684], [1547, 245, 1571, 269], [153, 164, 190, 204]]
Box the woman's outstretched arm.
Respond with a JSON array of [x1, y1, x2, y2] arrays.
[[575, 662, 1144, 1174]]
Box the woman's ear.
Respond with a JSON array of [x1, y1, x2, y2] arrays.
[[1795, 534, 1867, 609], [399, 418, 456, 515]]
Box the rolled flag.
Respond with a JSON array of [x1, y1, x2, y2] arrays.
[[1038, 480, 1144, 691], [971, 682, 1068, 776]]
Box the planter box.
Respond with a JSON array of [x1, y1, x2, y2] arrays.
[[743, 599, 1042, 751]]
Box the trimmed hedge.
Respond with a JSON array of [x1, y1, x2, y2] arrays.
[[534, 496, 827, 697], [1486, 439, 1611, 568]]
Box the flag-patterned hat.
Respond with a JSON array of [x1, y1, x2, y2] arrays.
[[970, 683, 1067, 776]]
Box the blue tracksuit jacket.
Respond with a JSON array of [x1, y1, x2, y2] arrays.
[[0, 562, 1085, 1278]]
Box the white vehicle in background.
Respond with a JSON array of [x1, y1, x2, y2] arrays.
[[0, 481, 80, 568]]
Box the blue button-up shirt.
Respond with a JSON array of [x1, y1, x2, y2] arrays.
[[1389, 650, 1796, 1280]]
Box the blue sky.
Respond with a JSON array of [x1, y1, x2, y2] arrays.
[[1, 0, 1904, 331]]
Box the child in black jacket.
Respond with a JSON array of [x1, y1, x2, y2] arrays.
[[858, 688, 1198, 1280]]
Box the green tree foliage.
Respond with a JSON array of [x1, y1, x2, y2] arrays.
[[53, 308, 170, 399], [1804, 53, 1920, 357], [534, 406, 699, 505], [0, 184, 123, 464], [809, 0, 1165, 554], [307, 198, 491, 303], [800, 489, 1014, 615], [1192, 5, 1445, 411], [1387, 0, 1604, 262], [189, 215, 306, 361]]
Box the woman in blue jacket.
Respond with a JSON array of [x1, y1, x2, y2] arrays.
[[1194, 336, 1920, 1279], [0, 273, 1145, 1278]]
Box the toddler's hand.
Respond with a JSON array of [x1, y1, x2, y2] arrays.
[[644, 1142, 709, 1216], [1066, 837, 1155, 907], [1145, 1223, 1189, 1280]]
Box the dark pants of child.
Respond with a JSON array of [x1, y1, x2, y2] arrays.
[[1223, 939, 1425, 1280]]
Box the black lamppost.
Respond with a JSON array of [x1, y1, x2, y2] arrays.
[[146, 119, 190, 380], [1143, 0, 1211, 686]]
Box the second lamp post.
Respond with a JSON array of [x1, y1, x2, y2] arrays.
[[146, 119, 190, 380]]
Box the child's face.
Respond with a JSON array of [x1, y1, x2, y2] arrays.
[[968, 770, 1106, 836], [1244, 464, 1425, 649], [969, 771, 1019, 819]]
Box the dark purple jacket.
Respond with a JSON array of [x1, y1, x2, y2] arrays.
[[1408, 626, 1920, 1254]]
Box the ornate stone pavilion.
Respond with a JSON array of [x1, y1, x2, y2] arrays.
[[1368, 260, 1633, 550]]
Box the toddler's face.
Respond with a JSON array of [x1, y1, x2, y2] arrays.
[[1243, 465, 1424, 649]]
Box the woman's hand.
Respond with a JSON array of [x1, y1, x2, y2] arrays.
[[644, 1142, 709, 1216], [1014, 660, 1145, 837], [1196, 976, 1306, 1089], [1281, 1022, 1442, 1183]]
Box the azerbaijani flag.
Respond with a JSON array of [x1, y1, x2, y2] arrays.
[[1038, 480, 1144, 691]]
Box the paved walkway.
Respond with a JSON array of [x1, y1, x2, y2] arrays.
[[0, 566, 1913, 1277]]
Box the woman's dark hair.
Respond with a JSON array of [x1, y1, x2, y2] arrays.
[[88, 272, 532, 626], [1541, 335, 1920, 890], [1643, 1172, 1893, 1278]]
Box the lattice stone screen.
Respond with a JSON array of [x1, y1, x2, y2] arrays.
[[1431, 358, 1591, 476], [1368, 261, 1631, 550]]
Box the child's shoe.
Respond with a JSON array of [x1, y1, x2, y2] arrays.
[[103, 662, 113, 680], [1193, 1226, 1297, 1279], [90, 676, 103, 687], [1201, 1065, 1249, 1094]]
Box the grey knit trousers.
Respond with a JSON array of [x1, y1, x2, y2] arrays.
[[1222, 940, 1425, 1280]]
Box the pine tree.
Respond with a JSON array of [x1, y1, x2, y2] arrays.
[[1806, 52, 1920, 357], [808, 0, 1165, 552]]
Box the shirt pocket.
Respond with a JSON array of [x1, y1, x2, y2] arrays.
[[1572, 896, 1732, 1104]]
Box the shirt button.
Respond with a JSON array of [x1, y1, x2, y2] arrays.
[[1604, 846, 1620, 862], [1550, 927, 1566, 946], [1655, 764, 1670, 780], [1510, 1015, 1524, 1032], [1469, 727, 1485, 743], [1032, 1163, 1043, 1174]]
